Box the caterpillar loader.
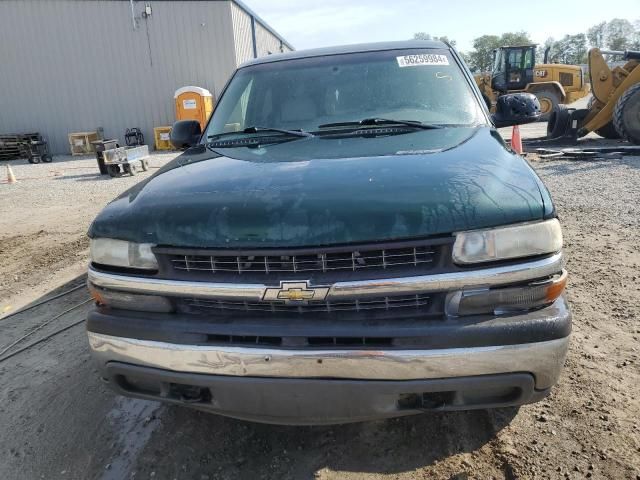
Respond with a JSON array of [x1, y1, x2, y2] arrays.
[[543, 48, 640, 144], [475, 45, 590, 120]]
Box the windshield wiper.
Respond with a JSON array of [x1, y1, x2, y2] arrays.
[[208, 125, 313, 141], [318, 118, 444, 130]]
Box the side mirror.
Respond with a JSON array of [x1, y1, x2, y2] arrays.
[[492, 93, 541, 128], [170, 120, 202, 149]]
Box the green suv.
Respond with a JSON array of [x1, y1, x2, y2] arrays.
[[86, 41, 569, 425]]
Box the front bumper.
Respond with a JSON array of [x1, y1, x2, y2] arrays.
[[87, 297, 570, 424], [89, 332, 568, 389], [102, 363, 552, 425]]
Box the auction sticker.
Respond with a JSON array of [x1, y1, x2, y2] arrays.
[[397, 54, 449, 67]]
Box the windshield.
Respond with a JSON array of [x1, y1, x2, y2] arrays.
[[205, 48, 486, 138]]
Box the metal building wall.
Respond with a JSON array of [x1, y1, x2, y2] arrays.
[[230, 2, 254, 66], [230, 2, 293, 67], [255, 21, 290, 57], [0, 0, 245, 153]]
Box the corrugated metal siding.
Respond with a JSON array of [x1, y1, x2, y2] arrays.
[[230, 2, 254, 65], [0, 0, 242, 153], [230, 3, 293, 66], [255, 21, 290, 56]]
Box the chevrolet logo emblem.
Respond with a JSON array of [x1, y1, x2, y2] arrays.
[[263, 281, 330, 304]]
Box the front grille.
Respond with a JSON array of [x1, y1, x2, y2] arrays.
[[180, 293, 431, 314], [156, 239, 450, 281], [156, 239, 450, 321], [172, 247, 434, 274]]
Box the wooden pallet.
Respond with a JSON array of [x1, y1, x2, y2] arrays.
[[0, 132, 41, 160]]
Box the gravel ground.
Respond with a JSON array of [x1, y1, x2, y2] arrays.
[[0, 130, 639, 479]]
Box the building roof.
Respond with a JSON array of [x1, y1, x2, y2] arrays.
[[240, 39, 448, 67], [102, 0, 294, 51]]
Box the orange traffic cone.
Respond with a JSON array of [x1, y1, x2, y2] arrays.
[[511, 125, 523, 154], [6, 165, 17, 184]]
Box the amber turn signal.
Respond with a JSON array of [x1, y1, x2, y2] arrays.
[[446, 270, 568, 317]]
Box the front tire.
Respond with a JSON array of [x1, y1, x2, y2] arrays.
[[535, 89, 560, 122], [613, 83, 640, 144], [107, 165, 119, 177], [124, 164, 137, 176]]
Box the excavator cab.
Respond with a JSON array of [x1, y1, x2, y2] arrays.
[[491, 46, 536, 92]]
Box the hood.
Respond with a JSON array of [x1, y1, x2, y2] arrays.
[[88, 127, 552, 248]]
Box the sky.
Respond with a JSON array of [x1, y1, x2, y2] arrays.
[[245, 0, 639, 52]]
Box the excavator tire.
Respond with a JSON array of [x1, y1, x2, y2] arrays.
[[535, 89, 561, 122], [613, 83, 640, 144], [588, 97, 621, 139]]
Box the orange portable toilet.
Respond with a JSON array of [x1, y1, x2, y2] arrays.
[[174, 86, 214, 130]]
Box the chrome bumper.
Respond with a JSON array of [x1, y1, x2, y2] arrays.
[[88, 332, 569, 390], [88, 252, 564, 301]]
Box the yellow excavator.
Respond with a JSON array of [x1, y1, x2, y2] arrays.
[[475, 45, 590, 120], [545, 48, 640, 144]]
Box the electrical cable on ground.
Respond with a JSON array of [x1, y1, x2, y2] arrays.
[[0, 318, 87, 364], [0, 298, 92, 359], [1, 284, 87, 321]]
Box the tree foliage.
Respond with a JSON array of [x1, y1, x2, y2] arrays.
[[421, 19, 640, 73], [544, 34, 588, 65], [498, 32, 533, 47], [605, 18, 635, 50], [586, 19, 639, 51], [413, 32, 456, 46], [587, 22, 607, 49]]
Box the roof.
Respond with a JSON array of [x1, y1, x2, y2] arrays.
[[100, 0, 294, 51], [496, 45, 538, 49], [240, 40, 448, 67], [174, 86, 213, 98]]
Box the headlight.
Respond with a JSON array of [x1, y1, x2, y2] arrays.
[[452, 219, 562, 265], [90, 238, 158, 270]]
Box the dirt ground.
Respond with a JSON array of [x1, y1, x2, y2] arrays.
[[0, 128, 639, 480], [0, 152, 177, 315]]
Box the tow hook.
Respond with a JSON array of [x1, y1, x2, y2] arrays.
[[164, 383, 211, 404], [397, 392, 453, 411]]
